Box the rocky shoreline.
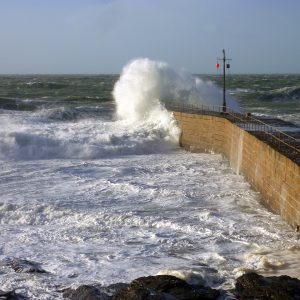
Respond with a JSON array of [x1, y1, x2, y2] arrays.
[[1, 259, 300, 300], [61, 273, 300, 300]]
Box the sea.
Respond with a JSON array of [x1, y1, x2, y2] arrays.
[[0, 59, 300, 299]]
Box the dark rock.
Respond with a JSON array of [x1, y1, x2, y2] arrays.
[[62, 285, 110, 300], [62, 283, 130, 300], [101, 283, 130, 297], [7, 259, 47, 274], [234, 272, 300, 300], [62, 275, 219, 300], [0, 290, 27, 300], [219, 291, 239, 300], [62, 272, 300, 300], [68, 273, 79, 278], [112, 275, 219, 300]]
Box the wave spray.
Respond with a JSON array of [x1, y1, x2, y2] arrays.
[[113, 58, 239, 123]]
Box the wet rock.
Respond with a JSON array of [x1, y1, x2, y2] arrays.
[[0, 290, 27, 300], [112, 275, 219, 300], [219, 291, 238, 300], [62, 272, 300, 299], [62, 276, 219, 300], [63, 285, 110, 300], [7, 259, 47, 274], [101, 283, 130, 297], [234, 272, 300, 300], [62, 283, 129, 300]]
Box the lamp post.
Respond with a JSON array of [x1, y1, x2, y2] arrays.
[[217, 49, 231, 113]]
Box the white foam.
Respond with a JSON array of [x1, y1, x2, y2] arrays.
[[1, 148, 299, 298], [0, 112, 179, 160], [157, 269, 206, 286], [234, 246, 300, 279]]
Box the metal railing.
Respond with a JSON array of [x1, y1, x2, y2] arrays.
[[164, 101, 228, 116], [164, 101, 300, 161]]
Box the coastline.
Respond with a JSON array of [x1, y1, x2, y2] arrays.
[[2, 258, 300, 300]]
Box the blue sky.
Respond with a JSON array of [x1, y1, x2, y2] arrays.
[[0, 0, 299, 74]]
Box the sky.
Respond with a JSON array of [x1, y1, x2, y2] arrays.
[[0, 0, 299, 74]]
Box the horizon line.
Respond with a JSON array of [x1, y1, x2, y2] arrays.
[[0, 72, 300, 76]]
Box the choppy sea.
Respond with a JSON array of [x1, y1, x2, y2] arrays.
[[0, 61, 300, 299]]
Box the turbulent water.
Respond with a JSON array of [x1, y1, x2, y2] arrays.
[[0, 60, 300, 299], [203, 73, 300, 126]]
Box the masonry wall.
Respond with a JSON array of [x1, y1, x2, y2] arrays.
[[173, 111, 300, 230]]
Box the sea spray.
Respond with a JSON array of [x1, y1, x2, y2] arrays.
[[113, 58, 240, 122], [113, 58, 183, 145], [112, 58, 242, 148]]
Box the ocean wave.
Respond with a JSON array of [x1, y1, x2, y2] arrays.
[[0, 97, 38, 111], [64, 95, 112, 102], [258, 85, 300, 101], [0, 96, 113, 114], [34, 105, 114, 121], [24, 81, 68, 89], [38, 107, 86, 121], [0, 117, 179, 160]]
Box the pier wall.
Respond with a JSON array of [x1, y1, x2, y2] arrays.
[[173, 111, 300, 229]]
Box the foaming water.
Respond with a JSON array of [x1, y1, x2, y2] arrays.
[[234, 246, 300, 279], [0, 69, 300, 299], [1, 153, 299, 298], [0, 111, 179, 160]]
